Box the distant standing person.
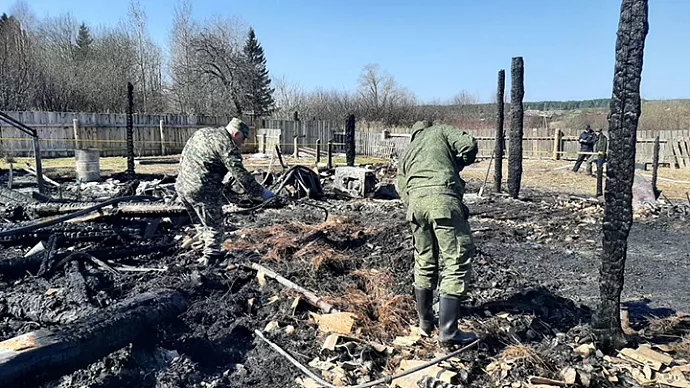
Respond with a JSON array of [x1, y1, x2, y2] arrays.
[[585, 128, 607, 176], [397, 120, 478, 348], [572, 124, 597, 173]]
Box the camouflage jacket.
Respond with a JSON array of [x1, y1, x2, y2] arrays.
[[176, 127, 263, 200], [594, 133, 608, 154], [397, 124, 478, 205]]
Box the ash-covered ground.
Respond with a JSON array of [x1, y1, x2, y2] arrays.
[[1, 165, 689, 388]]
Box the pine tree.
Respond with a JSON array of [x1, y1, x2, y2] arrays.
[[243, 28, 274, 116], [75, 22, 93, 59]]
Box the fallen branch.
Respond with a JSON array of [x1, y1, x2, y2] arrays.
[[241, 262, 337, 313], [254, 329, 479, 388], [0, 289, 188, 387], [0, 196, 159, 238]]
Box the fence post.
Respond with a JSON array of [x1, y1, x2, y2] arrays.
[[262, 132, 267, 154], [327, 140, 333, 169], [316, 139, 321, 164], [72, 119, 80, 152], [159, 120, 165, 156], [596, 152, 605, 197], [293, 135, 299, 158], [553, 129, 561, 160], [7, 163, 12, 189]]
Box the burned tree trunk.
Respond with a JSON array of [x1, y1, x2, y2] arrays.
[[508, 57, 524, 199], [592, 0, 649, 351], [126, 82, 135, 175], [345, 114, 356, 167], [0, 290, 187, 387], [494, 69, 506, 193]]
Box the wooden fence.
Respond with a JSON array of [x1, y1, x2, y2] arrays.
[[0, 111, 684, 166]]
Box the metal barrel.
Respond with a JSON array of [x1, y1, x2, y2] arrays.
[[75, 148, 100, 182]]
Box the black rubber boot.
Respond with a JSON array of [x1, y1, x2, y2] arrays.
[[439, 295, 477, 347], [414, 287, 435, 336]]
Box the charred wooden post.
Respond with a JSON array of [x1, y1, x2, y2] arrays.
[[0, 290, 187, 387], [508, 57, 524, 199], [494, 69, 506, 192], [652, 135, 660, 198], [592, 0, 649, 352], [316, 139, 322, 164], [275, 145, 286, 169], [126, 82, 135, 175], [327, 140, 334, 169], [345, 114, 356, 167]]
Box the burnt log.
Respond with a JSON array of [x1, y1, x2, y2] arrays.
[[508, 57, 524, 199], [345, 114, 356, 167], [592, 0, 649, 351], [0, 224, 143, 247], [0, 242, 175, 279], [0, 290, 187, 387], [494, 69, 506, 193]]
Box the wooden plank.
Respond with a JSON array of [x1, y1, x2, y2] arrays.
[[677, 139, 688, 169]]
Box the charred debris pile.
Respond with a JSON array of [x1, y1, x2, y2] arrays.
[[0, 166, 689, 388]]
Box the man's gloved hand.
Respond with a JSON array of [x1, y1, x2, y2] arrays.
[[261, 189, 276, 201]]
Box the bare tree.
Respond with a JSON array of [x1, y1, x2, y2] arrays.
[[126, 1, 164, 112], [0, 13, 37, 110], [273, 75, 307, 119], [168, 0, 200, 113], [189, 16, 248, 115]]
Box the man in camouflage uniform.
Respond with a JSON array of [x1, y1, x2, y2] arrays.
[[176, 118, 274, 265], [585, 128, 607, 176], [397, 120, 478, 347]]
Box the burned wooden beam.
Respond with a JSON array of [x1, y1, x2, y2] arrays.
[[126, 82, 135, 175], [0, 290, 187, 387], [508, 57, 524, 199], [0, 240, 175, 279], [652, 135, 660, 198], [494, 69, 506, 193], [345, 114, 356, 167], [592, 0, 649, 351]]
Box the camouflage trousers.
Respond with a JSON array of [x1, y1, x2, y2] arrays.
[[178, 192, 224, 260], [407, 193, 475, 297], [586, 153, 606, 174]]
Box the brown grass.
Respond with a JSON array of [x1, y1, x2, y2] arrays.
[[499, 343, 554, 373], [666, 335, 690, 354], [462, 159, 690, 200], [645, 314, 689, 335], [329, 269, 415, 339]]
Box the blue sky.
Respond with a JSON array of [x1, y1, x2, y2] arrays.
[[2, 0, 688, 102]]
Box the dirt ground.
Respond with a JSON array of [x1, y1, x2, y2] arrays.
[[0, 158, 689, 387]]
